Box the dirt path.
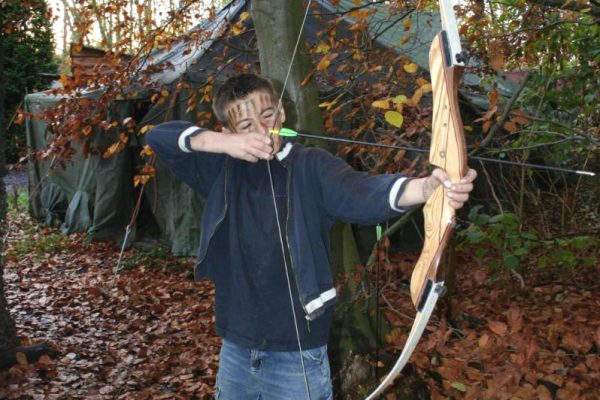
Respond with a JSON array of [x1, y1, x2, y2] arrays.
[[4, 165, 28, 192]]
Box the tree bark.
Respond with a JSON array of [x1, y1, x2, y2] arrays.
[[250, 0, 324, 137]]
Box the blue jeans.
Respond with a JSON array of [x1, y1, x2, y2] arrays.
[[216, 339, 333, 400]]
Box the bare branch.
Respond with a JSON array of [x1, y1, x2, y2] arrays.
[[523, 0, 600, 18], [471, 73, 532, 156]]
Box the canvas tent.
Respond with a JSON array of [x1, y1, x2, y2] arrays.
[[25, 0, 250, 254], [25, 0, 497, 256], [26, 88, 135, 242]]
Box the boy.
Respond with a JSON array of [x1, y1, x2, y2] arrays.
[[147, 73, 476, 399]]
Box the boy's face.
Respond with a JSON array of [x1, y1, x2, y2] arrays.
[[224, 90, 285, 153]]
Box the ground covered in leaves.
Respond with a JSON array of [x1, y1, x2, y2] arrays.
[[379, 249, 600, 400], [1, 207, 219, 399], [1, 203, 599, 399]]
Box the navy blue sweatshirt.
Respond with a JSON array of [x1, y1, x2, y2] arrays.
[[147, 121, 410, 350]]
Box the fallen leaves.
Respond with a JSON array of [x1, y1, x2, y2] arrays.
[[403, 63, 418, 74], [379, 245, 600, 399], [384, 111, 404, 128], [1, 211, 219, 399], [488, 320, 508, 335], [3, 201, 599, 399]]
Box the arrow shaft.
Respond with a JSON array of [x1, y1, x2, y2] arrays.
[[289, 131, 595, 177]]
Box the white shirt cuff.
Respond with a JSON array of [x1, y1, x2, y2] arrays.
[[389, 177, 409, 211], [178, 126, 203, 153]]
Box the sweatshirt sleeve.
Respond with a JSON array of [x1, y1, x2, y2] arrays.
[[146, 120, 224, 197], [307, 148, 410, 224]]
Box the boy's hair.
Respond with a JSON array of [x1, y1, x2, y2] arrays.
[[213, 73, 278, 125]]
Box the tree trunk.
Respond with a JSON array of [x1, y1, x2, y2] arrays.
[[0, 13, 21, 356], [0, 342, 56, 370], [250, 0, 324, 137]]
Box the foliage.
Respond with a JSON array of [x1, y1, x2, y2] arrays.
[[1, 0, 57, 163], [457, 205, 597, 274], [13, 1, 596, 165], [21, 0, 598, 214], [58, 0, 217, 51], [458, 0, 599, 179], [7, 190, 28, 212], [307, 1, 435, 176], [5, 191, 190, 271], [5, 190, 76, 260], [9, 231, 72, 260], [20, 0, 226, 173]]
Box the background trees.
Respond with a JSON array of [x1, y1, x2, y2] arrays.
[[2, 0, 57, 163], [0, 0, 56, 368]]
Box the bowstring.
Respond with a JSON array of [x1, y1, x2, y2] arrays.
[[265, 1, 314, 399]]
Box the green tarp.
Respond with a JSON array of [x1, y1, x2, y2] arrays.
[[25, 89, 136, 244], [25, 87, 208, 255]]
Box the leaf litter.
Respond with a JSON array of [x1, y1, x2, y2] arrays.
[[1, 210, 219, 399], [1, 206, 599, 399]]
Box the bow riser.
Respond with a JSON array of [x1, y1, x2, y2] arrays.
[[410, 31, 467, 307], [412, 220, 455, 310], [429, 31, 468, 180]]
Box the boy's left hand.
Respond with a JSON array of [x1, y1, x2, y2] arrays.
[[427, 168, 477, 210]]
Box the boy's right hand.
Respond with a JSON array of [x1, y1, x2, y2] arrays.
[[222, 129, 275, 162]]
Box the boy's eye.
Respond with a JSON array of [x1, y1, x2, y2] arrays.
[[262, 111, 274, 118]]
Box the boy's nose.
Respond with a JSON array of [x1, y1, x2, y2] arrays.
[[259, 120, 271, 134]]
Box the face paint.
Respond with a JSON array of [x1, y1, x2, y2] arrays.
[[223, 91, 285, 153], [227, 108, 237, 128], [224, 91, 282, 134], [259, 93, 271, 109]]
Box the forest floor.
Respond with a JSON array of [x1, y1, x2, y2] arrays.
[[0, 188, 599, 399]]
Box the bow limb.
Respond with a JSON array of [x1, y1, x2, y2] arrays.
[[365, 281, 446, 400]]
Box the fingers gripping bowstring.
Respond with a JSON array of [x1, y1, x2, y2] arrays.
[[265, 1, 314, 399]]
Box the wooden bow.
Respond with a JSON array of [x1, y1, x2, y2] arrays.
[[365, 1, 467, 398], [410, 0, 468, 311]]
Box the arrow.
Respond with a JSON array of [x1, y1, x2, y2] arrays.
[[270, 128, 595, 177]]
